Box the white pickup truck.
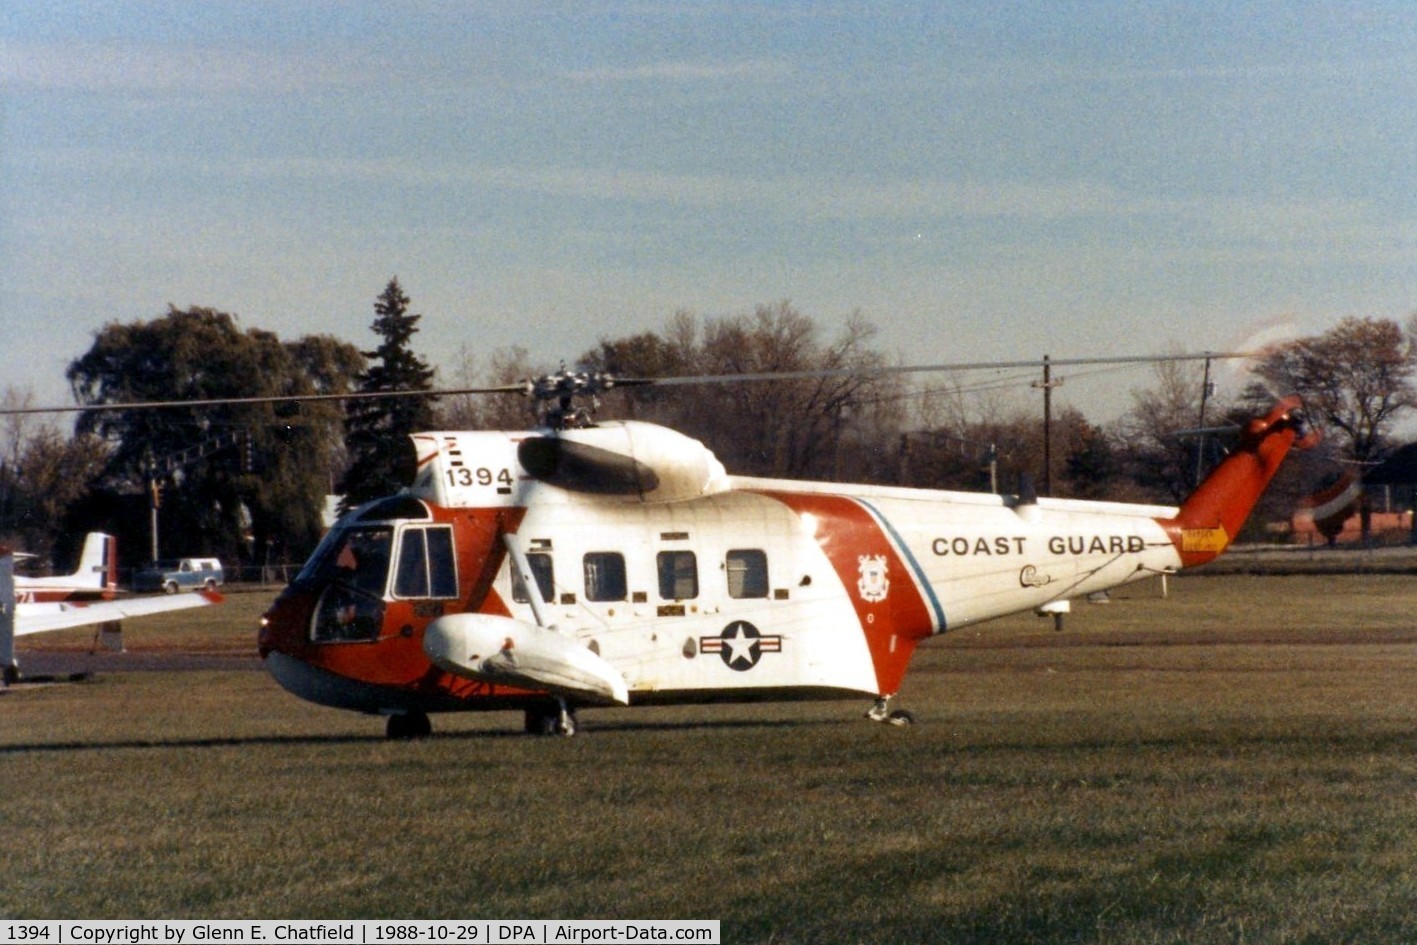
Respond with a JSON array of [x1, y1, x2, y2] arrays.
[[133, 558, 225, 594]]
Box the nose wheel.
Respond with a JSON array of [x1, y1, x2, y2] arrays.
[[866, 696, 915, 727], [524, 701, 579, 736]]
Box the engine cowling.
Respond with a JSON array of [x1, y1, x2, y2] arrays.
[[518, 421, 728, 501], [411, 420, 729, 507]]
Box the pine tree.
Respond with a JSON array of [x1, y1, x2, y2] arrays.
[[339, 278, 437, 509]]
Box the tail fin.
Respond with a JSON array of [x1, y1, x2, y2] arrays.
[[1163, 397, 1316, 568], [74, 532, 117, 597]]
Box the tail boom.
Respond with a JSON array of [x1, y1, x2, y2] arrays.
[[1161, 397, 1313, 568]]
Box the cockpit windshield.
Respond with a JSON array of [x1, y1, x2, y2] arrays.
[[332, 527, 394, 597], [304, 526, 394, 642], [294, 526, 390, 590]]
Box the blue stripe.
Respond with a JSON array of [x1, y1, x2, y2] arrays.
[[853, 497, 947, 633]]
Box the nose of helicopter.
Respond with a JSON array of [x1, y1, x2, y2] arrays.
[[257, 612, 281, 657], [257, 592, 310, 657]]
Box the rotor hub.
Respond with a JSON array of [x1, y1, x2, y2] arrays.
[[526, 368, 619, 430]]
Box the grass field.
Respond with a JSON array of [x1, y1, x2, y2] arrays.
[[3, 575, 1417, 943]]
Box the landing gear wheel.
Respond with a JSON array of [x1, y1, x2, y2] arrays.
[[524, 703, 579, 737], [865, 697, 914, 727], [386, 711, 432, 740]]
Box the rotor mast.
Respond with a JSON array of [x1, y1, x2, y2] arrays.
[[527, 368, 636, 431]]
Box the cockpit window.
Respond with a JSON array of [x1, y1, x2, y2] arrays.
[[394, 525, 458, 599], [332, 528, 394, 597], [294, 524, 390, 591], [309, 526, 393, 642]]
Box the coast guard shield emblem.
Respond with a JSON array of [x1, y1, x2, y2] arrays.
[[857, 554, 890, 603]]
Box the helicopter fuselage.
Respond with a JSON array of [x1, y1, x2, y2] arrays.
[[259, 403, 1305, 731]]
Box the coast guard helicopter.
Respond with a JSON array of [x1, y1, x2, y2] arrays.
[[258, 369, 1314, 738]]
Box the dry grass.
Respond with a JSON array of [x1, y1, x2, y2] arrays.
[[3, 576, 1417, 942]]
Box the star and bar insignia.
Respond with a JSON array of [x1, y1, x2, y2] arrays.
[[700, 620, 782, 671]]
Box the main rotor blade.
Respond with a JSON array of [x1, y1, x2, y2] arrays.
[[1, 385, 525, 417], [637, 351, 1257, 388], [4, 351, 1255, 416]]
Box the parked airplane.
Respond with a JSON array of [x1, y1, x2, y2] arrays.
[[258, 372, 1314, 738], [13, 532, 116, 603], [1, 538, 223, 686]]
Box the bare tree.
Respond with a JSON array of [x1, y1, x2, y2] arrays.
[[1251, 316, 1414, 468], [1114, 357, 1217, 503], [437, 345, 547, 430], [0, 386, 37, 469], [5, 429, 109, 558], [581, 303, 903, 480], [1248, 316, 1416, 539]]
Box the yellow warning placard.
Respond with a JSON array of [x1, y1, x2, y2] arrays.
[[1181, 526, 1230, 554]]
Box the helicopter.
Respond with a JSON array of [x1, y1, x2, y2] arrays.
[[257, 368, 1314, 738]]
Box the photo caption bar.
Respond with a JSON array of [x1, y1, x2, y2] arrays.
[[0, 921, 719, 945]]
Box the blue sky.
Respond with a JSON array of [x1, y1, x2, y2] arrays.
[[3, 2, 1415, 418]]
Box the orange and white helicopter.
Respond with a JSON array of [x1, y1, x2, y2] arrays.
[[259, 370, 1314, 738]]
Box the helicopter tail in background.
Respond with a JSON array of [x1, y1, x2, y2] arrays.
[[1164, 396, 1316, 568]]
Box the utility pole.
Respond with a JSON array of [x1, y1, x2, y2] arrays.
[[148, 472, 161, 563], [1194, 354, 1215, 488], [1032, 355, 1063, 496]]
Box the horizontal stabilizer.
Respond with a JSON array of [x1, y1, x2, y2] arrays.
[[424, 613, 629, 705]]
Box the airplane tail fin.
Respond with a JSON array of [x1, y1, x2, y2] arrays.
[[1164, 396, 1316, 568], [73, 532, 117, 597]]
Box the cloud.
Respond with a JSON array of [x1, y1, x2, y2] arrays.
[[0, 38, 357, 94], [14, 140, 1404, 268], [563, 58, 793, 84]]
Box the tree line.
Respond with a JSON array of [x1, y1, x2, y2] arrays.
[[2, 280, 1413, 573]]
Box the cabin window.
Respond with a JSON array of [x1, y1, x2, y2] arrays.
[[393, 525, 458, 599], [584, 552, 627, 602], [511, 552, 554, 603], [310, 526, 393, 642], [657, 551, 698, 600], [726, 549, 769, 599]]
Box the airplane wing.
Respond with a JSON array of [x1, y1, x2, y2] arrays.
[[13, 590, 224, 637]]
